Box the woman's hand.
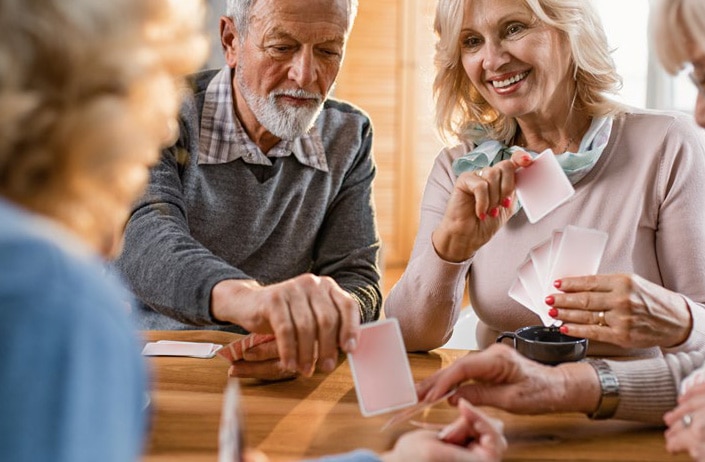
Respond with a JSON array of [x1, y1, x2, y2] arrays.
[[547, 274, 693, 349], [432, 151, 533, 262], [416, 344, 599, 415], [381, 399, 506, 462], [664, 381, 705, 459]]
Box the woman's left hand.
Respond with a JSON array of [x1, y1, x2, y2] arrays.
[[547, 273, 692, 349], [664, 381, 705, 459]]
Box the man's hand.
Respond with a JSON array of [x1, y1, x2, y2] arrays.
[[212, 274, 360, 378]]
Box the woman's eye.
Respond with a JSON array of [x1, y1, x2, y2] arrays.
[[462, 36, 482, 49], [506, 23, 525, 36]]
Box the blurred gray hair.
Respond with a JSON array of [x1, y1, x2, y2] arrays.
[[226, 0, 358, 41]]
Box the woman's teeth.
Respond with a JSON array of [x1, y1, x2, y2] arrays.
[[492, 71, 528, 88]]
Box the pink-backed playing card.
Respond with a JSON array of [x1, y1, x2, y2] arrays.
[[217, 333, 277, 363], [515, 149, 575, 223], [544, 225, 608, 299], [348, 318, 418, 417]]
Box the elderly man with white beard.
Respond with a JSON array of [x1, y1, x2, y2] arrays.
[[116, 0, 381, 381]]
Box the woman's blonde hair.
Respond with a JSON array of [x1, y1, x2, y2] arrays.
[[433, 0, 623, 144], [652, 0, 705, 74], [0, 0, 207, 255]]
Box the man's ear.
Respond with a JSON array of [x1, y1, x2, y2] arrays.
[[220, 16, 239, 67]]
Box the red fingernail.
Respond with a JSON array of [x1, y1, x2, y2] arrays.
[[489, 207, 499, 218], [501, 197, 512, 208], [548, 308, 558, 318], [479, 213, 487, 221], [554, 280, 562, 289], [545, 295, 555, 305], [559, 325, 568, 334], [522, 155, 532, 163]]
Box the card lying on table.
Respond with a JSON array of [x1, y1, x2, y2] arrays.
[[348, 318, 418, 417], [515, 149, 575, 223], [142, 340, 222, 358]]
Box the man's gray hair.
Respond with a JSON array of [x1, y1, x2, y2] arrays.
[[226, 0, 358, 41]]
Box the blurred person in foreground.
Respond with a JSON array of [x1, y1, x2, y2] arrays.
[[115, 0, 382, 382], [416, 6, 705, 459], [0, 0, 207, 460], [385, 0, 705, 357]]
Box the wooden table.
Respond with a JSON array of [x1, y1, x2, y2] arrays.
[[142, 330, 687, 461]]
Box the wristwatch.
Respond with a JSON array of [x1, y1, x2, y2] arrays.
[[586, 359, 620, 419]]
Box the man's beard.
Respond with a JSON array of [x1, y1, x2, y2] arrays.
[[235, 64, 326, 140]]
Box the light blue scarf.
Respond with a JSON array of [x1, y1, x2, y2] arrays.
[[452, 116, 613, 185]]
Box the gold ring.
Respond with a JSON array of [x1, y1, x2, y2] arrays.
[[597, 311, 607, 327]]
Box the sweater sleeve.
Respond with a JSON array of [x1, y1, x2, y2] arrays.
[[384, 146, 472, 351], [607, 350, 705, 423], [653, 115, 705, 353], [115, 131, 247, 326], [312, 118, 382, 323]]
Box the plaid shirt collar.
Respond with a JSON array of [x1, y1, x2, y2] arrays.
[[197, 66, 328, 172]]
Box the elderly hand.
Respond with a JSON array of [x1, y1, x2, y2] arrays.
[[381, 399, 506, 462], [432, 151, 533, 262], [212, 274, 360, 378], [664, 381, 705, 459], [547, 274, 693, 349], [416, 344, 600, 415]]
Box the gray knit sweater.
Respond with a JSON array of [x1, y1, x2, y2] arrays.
[[115, 70, 381, 332]]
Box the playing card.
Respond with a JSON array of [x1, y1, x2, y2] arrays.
[[217, 333, 277, 363], [142, 340, 222, 358], [347, 318, 418, 417], [515, 149, 575, 223], [528, 238, 552, 287], [545, 225, 608, 297], [508, 226, 606, 327], [516, 258, 557, 327]]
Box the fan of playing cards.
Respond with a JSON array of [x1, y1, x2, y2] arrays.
[[509, 225, 608, 327]]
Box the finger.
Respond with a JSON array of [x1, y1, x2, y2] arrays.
[[496, 160, 519, 206], [328, 281, 360, 354], [309, 279, 342, 372], [457, 171, 491, 219], [228, 360, 298, 381], [510, 149, 533, 168], [480, 167, 502, 217], [553, 274, 615, 294], [286, 279, 318, 376], [241, 337, 279, 361], [263, 291, 299, 372], [681, 382, 705, 401]]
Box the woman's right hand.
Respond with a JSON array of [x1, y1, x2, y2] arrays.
[[432, 151, 533, 262]]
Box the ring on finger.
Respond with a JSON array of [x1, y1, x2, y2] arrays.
[[683, 414, 693, 428], [597, 310, 607, 327]]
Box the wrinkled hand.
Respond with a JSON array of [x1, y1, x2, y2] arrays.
[[381, 399, 506, 462], [416, 344, 598, 415], [212, 274, 360, 378], [664, 381, 705, 459], [548, 273, 692, 349], [432, 151, 533, 262]]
